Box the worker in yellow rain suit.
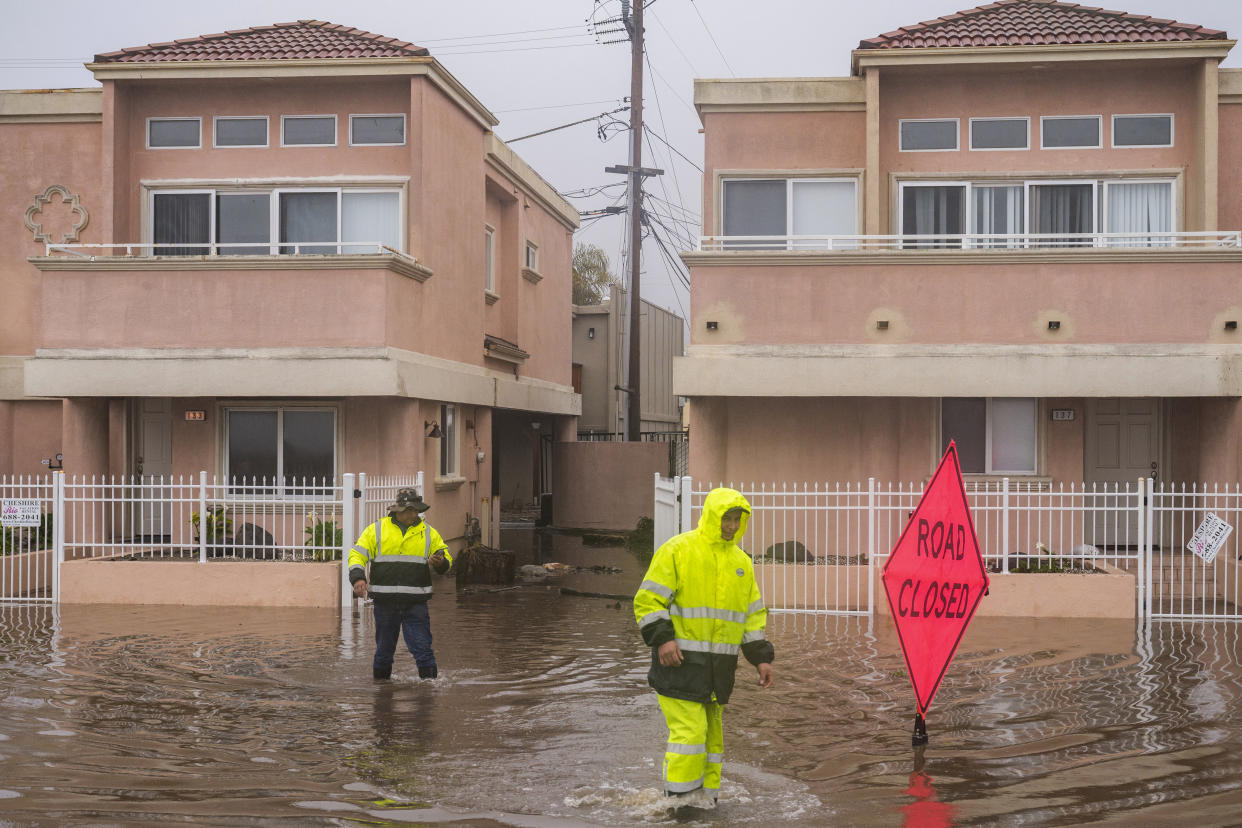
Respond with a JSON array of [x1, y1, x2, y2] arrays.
[[634, 487, 775, 801]]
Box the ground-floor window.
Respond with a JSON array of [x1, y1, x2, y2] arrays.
[[439, 403, 458, 477], [224, 407, 337, 493], [941, 397, 1036, 474]]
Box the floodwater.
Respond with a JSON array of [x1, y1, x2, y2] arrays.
[[3, 530, 1242, 826]]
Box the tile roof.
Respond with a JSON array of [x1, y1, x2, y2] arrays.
[[859, 0, 1227, 50], [93, 20, 429, 64]]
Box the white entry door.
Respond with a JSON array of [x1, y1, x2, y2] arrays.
[[1084, 398, 1160, 546], [137, 398, 173, 538]]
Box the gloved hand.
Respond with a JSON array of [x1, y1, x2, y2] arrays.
[[430, 551, 450, 574]]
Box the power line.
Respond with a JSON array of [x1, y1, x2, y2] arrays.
[[503, 105, 629, 144], [644, 124, 703, 172], [648, 9, 701, 77], [689, 0, 737, 78], [419, 25, 586, 44]]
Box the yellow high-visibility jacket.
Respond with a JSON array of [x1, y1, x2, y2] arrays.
[[634, 487, 773, 704], [348, 516, 450, 604]]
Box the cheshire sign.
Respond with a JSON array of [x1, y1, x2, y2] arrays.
[[882, 442, 989, 722]]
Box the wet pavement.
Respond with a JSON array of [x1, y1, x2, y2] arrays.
[[2, 528, 1242, 825]]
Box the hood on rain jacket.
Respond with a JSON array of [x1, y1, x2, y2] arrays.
[[633, 487, 774, 705], [348, 516, 451, 605]]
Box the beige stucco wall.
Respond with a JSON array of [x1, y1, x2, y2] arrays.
[[686, 256, 1242, 347], [687, 396, 1092, 487], [60, 558, 341, 606], [551, 441, 668, 531]]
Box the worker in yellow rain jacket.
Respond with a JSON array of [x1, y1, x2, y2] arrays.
[[634, 487, 775, 801], [349, 488, 452, 680]]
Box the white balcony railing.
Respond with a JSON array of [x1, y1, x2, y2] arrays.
[[697, 230, 1242, 252], [44, 241, 412, 259]]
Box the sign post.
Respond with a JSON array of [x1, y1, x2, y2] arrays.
[[881, 442, 989, 745]]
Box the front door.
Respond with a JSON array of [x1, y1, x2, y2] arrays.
[[137, 398, 173, 538], [1084, 398, 1160, 547]]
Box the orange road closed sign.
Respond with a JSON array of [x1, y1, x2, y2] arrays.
[[882, 442, 989, 716]]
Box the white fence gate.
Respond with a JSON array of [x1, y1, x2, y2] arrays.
[[654, 476, 1242, 621], [0, 471, 427, 607]]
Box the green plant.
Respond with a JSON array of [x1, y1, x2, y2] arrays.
[[305, 514, 343, 561], [190, 506, 233, 543]]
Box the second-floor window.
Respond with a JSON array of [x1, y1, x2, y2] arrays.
[[150, 188, 402, 255], [722, 178, 858, 248], [899, 178, 1173, 248], [148, 117, 201, 149], [484, 226, 496, 293]]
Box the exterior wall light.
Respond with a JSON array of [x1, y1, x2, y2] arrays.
[[876, 320, 889, 330], [1047, 320, 1061, 330], [1226, 321, 1238, 331], [425, 420, 442, 438], [706, 320, 718, 330]]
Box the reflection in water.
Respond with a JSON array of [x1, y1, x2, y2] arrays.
[[1, 535, 1242, 824]]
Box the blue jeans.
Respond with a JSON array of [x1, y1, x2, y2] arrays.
[[372, 600, 435, 675]]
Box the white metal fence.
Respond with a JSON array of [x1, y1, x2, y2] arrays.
[[0, 471, 430, 606], [654, 476, 1242, 621]]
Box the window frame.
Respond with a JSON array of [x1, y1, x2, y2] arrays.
[[720, 176, 860, 241], [438, 403, 458, 478], [898, 118, 960, 152], [212, 115, 270, 148], [525, 240, 539, 271], [349, 113, 407, 147], [941, 397, 1038, 476], [220, 403, 340, 496], [897, 180, 969, 247], [280, 114, 338, 148], [147, 185, 405, 255], [1111, 113, 1175, 149], [1039, 115, 1103, 150], [484, 224, 496, 294], [968, 117, 1030, 151], [146, 117, 202, 150]]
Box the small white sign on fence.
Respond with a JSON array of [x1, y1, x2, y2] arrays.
[[1, 499, 43, 527], [1187, 512, 1234, 564]]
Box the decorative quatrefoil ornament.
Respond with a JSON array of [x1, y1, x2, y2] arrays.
[[25, 184, 89, 245]]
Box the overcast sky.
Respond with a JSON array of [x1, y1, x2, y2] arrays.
[[4, 0, 1242, 319]]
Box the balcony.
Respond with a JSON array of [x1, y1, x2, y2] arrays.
[[697, 231, 1242, 252]]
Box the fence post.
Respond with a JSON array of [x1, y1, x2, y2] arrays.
[[198, 470, 208, 564], [1143, 477, 1154, 623], [679, 476, 692, 535], [1001, 477, 1010, 574], [341, 474, 356, 610], [867, 477, 876, 617], [53, 471, 65, 603]]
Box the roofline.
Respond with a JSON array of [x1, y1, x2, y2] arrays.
[[694, 78, 865, 123], [0, 88, 102, 123], [485, 134, 579, 231], [85, 56, 499, 129], [851, 39, 1235, 74]]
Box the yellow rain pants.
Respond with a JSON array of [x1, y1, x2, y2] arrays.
[[658, 694, 723, 797]]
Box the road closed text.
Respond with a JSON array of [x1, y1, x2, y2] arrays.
[[896, 579, 972, 618]]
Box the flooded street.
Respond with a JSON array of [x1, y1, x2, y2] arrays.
[[3, 529, 1242, 825]]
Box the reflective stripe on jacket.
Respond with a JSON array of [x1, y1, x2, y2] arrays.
[[348, 516, 451, 602], [634, 487, 774, 705]]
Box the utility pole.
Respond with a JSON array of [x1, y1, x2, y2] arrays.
[[601, 1, 661, 441], [624, 0, 644, 442]]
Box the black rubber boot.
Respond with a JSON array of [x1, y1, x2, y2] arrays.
[[418, 664, 438, 679], [373, 668, 391, 680]]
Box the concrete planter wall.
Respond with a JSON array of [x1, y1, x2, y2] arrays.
[[60, 559, 341, 607]]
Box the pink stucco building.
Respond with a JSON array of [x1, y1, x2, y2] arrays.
[[0, 21, 581, 547], [681, 0, 1242, 489]]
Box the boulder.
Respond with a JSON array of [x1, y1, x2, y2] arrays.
[[765, 540, 811, 563]]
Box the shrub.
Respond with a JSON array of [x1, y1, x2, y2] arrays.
[[305, 515, 343, 561], [190, 506, 233, 543]]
